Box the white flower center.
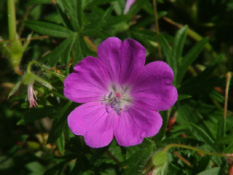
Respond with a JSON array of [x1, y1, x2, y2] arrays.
[[103, 84, 131, 115]]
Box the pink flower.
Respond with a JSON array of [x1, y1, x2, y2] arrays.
[[124, 0, 136, 14], [64, 37, 177, 148], [27, 83, 38, 108]]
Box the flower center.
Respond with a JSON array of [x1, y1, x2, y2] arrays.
[[104, 84, 131, 115]]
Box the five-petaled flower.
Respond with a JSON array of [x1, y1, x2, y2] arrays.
[[64, 37, 177, 148]]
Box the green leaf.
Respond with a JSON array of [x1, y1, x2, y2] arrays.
[[56, 132, 65, 155], [216, 134, 233, 144], [47, 101, 73, 143], [177, 94, 192, 101], [56, 5, 73, 29], [26, 0, 51, 5], [179, 55, 223, 95], [25, 20, 74, 38], [42, 34, 77, 65], [77, 0, 83, 28], [176, 38, 209, 85], [187, 123, 215, 149], [8, 80, 21, 99], [128, 0, 148, 15], [70, 156, 90, 175], [72, 35, 96, 63], [98, 6, 114, 28], [26, 162, 45, 175], [120, 141, 154, 175], [159, 34, 173, 69], [44, 161, 68, 175], [197, 167, 220, 175], [86, 0, 117, 9], [172, 26, 188, 65], [57, 0, 80, 31]]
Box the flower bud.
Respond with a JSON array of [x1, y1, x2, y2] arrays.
[[151, 151, 168, 175]]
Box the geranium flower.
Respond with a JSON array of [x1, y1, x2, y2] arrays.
[[64, 37, 177, 148], [124, 0, 136, 14]]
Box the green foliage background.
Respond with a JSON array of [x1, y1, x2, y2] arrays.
[[0, 0, 233, 175]]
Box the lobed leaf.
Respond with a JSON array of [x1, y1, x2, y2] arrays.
[[25, 20, 74, 38], [42, 34, 77, 65]]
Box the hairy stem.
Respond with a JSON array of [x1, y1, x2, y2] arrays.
[[163, 143, 233, 157], [27, 60, 64, 78], [7, 0, 17, 40]]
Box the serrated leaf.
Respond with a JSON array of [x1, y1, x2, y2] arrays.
[[25, 20, 74, 38], [42, 34, 77, 65]]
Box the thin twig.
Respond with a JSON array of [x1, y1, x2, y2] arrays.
[[19, 6, 33, 35], [174, 151, 193, 167], [152, 0, 162, 60], [163, 16, 218, 58], [224, 72, 232, 119], [106, 150, 120, 164], [83, 36, 97, 52]]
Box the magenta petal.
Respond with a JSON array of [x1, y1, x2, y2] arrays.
[[64, 56, 110, 103], [97, 37, 121, 83], [120, 39, 146, 84], [98, 37, 145, 85], [68, 102, 115, 148], [124, 0, 136, 14], [114, 106, 162, 147], [131, 61, 178, 111]]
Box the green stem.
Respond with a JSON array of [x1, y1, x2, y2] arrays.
[[163, 143, 233, 157], [27, 60, 64, 78], [7, 0, 17, 40]]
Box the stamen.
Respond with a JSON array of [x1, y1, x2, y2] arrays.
[[108, 92, 112, 98], [112, 84, 116, 91], [104, 84, 131, 115], [114, 97, 119, 104]]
